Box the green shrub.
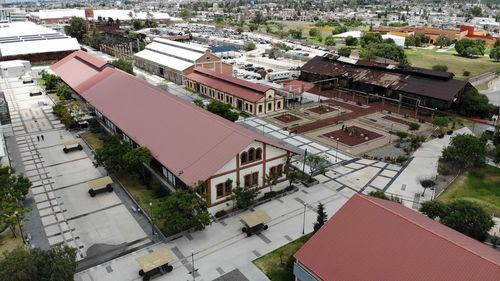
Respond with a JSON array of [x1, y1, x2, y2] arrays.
[[432, 64, 448, 72], [463, 70, 470, 76], [396, 131, 408, 139], [409, 122, 420, 130], [396, 155, 410, 163]]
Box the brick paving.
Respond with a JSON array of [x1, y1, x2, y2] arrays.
[[293, 88, 434, 133]]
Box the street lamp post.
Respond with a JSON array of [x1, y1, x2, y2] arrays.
[[149, 202, 154, 235], [302, 203, 306, 234], [335, 138, 339, 163], [389, 123, 394, 143], [302, 148, 308, 176]]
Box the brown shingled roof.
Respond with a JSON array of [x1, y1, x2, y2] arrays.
[[294, 194, 500, 281]]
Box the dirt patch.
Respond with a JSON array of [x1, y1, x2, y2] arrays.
[[308, 105, 338, 115], [382, 115, 411, 126], [322, 125, 383, 146], [274, 113, 302, 123]]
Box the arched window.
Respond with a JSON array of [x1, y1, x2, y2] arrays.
[[248, 148, 255, 161], [255, 148, 262, 160], [241, 152, 248, 164]]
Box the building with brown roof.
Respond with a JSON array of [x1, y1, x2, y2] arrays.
[[185, 67, 285, 116], [134, 38, 232, 85], [300, 54, 471, 110], [51, 51, 294, 210], [294, 194, 500, 281]]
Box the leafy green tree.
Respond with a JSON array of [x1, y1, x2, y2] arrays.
[[493, 131, 500, 146], [0, 245, 77, 281], [207, 100, 239, 122], [307, 154, 329, 176], [64, 17, 87, 42], [313, 203, 327, 233], [179, 8, 192, 21], [122, 147, 152, 180], [469, 6, 482, 17], [193, 98, 204, 107], [338, 47, 351, 57], [432, 116, 451, 134], [309, 28, 320, 37], [419, 200, 446, 219], [84, 29, 102, 49], [289, 28, 303, 39], [265, 173, 278, 193], [422, 200, 494, 242], [489, 46, 500, 61], [93, 134, 131, 173], [229, 182, 260, 209], [331, 25, 348, 35], [0, 165, 31, 239], [441, 134, 487, 169], [361, 43, 408, 65], [111, 59, 134, 75], [345, 36, 358, 46], [251, 11, 266, 25], [324, 35, 336, 46], [494, 40, 500, 48], [236, 26, 244, 34], [155, 189, 211, 235], [248, 23, 259, 32], [455, 39, 485, 57], [41, 72, 60, 91], [457, 88, 494, 118], [56, 84, 72, 100], [360, 32, 382, 47], [434, 35, 452, 48], [432, 64, 448, 72], [244, 41, 256, 51]]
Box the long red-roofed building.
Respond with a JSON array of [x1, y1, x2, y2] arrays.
[[185, 67, 285, 116], [294, 194, 500, 281], [50, 51, 295, 210]]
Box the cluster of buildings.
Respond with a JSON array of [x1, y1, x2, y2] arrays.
[[373, 24, 500, 46], [51, 50, 293, 210], [28, 7, 182, 26]]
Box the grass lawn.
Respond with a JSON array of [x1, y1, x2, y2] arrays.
[[0, 229, 23, 256], [80, 131, 104, 150], [254, 234, 311, 281], [406, 48, 500, 80], [437, 165, 500, 216]]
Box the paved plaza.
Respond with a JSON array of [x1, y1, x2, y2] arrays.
[[1, 76, 151, 265]]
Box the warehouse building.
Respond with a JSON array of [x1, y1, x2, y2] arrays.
[[185, 67, 284, 116], [51, 51, 293, 210], [0, 22, 80, 63], [300, 54, 471, 110], [134, 38, 232, 84]]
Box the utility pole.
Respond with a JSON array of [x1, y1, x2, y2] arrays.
[[188, 253, 198, 281], [302, 148, 308, 175]]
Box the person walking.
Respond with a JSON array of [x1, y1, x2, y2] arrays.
[[37, 136, 40, 142], [41, 135, 44, 141]]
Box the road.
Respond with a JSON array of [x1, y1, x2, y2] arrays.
[[480, 77, 500, 107]]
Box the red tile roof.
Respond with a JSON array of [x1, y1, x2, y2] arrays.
[[186, 72, 267, 103], [50, 50, 109, 92], [194, 67, 271, 93], [55, 59, 291, 185], [294, 194, 500, 281]]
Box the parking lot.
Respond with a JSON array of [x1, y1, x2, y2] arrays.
[[1, 75, 151, 266]]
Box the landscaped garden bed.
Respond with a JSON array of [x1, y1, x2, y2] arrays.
[[322, 125, 383, 146]]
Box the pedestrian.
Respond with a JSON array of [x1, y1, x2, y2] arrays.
[[37, 136, 40, 142], [41, 135, 44, 141]]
